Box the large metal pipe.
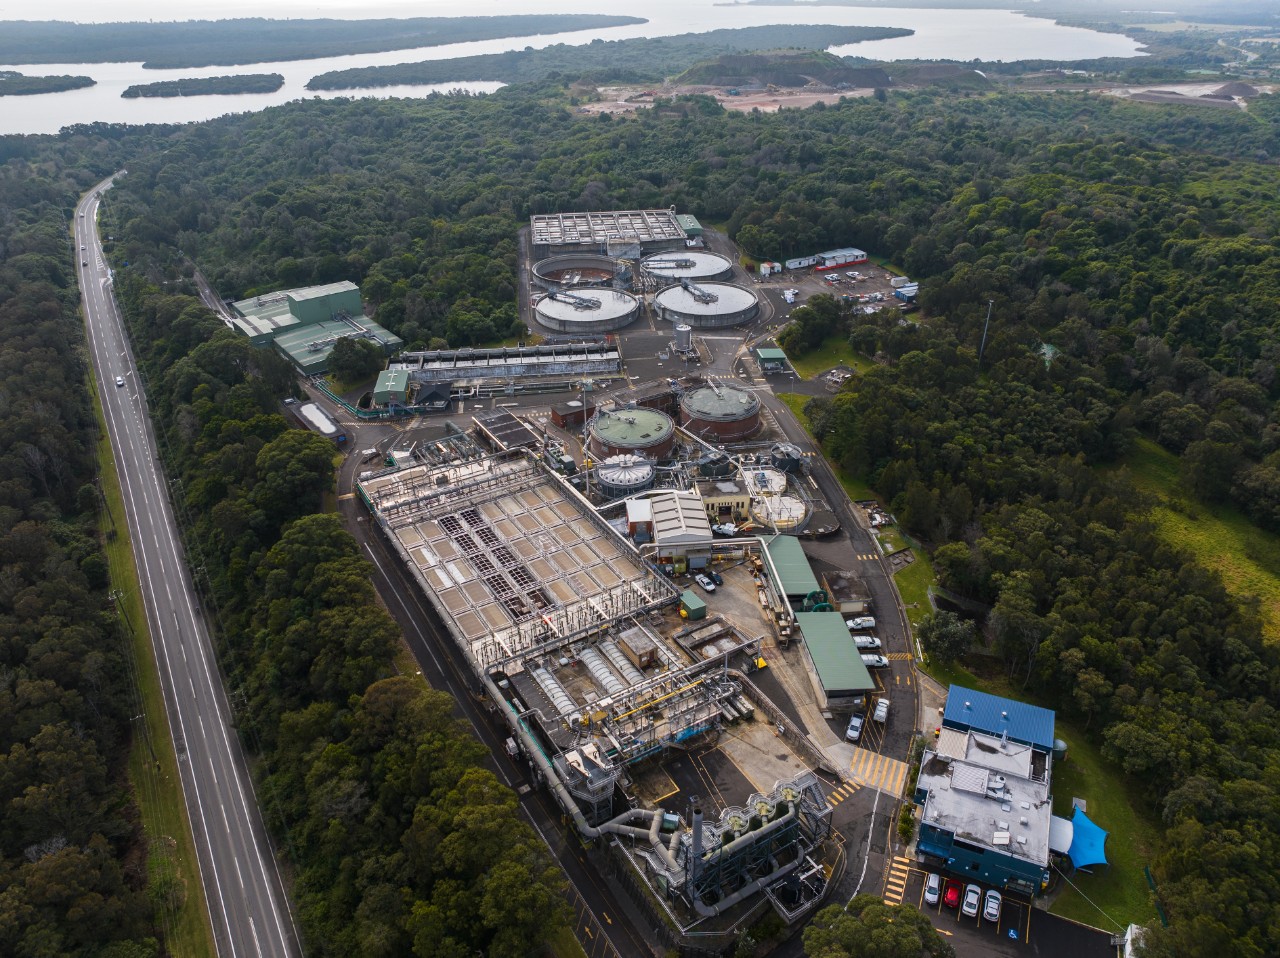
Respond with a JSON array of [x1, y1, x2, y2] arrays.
[[691, 806, 704, 880], [691, 856, 803, 917], [486, 673, 680, 870]]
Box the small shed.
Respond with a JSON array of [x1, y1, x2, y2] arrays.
[[681, 590, 707, 621], [374, 369, 409, 406], [675, 214, 704, 238], [756, 347, 789, 372], [760, 535, 821, 600]]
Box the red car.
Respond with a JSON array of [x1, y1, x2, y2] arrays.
[[943, 879, 962, 909]]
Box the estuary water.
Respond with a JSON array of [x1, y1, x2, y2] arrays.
[[1, 1, 1145, 135]]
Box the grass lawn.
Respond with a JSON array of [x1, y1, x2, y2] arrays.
[[1116, 438, 1280, 641], [785, 335, 875, 379], [876, 526, 910, 555], [93, 381, 217, 958], [1047, 726, 1160, 931], [776, 392, 812, 429], [546, 924, 588, 958], [894, 548, 936, 634]]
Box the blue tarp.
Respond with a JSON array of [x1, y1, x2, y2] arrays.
[[1068, 807, 1109, 869]]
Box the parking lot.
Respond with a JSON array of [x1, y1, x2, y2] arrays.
[[884, 863, 1118, 958]]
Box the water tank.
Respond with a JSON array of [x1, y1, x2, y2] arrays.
[[655, 281, 760, 328], [587, 407, 676, 459], [1053, 739, 1068, 763], [771, 442, 804, 473], [674, 323, 692, 352], [680, 383, 761, 442], [596, 454, 656, 498]]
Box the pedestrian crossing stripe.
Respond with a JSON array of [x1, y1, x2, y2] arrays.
[[857, 553, 877, 560], [883, 856, 912, 904], [848, 748, 909, 796], [827, 782, 861, 806]]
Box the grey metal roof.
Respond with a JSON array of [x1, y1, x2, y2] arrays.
[[943, 685, 1056, 751], [681, 384, 760, 420], [796, 612, 874, 693]]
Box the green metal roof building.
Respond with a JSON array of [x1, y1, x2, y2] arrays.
[[271, 319, 403, 376], [755, 347, 789, 371], [795, 611, 876, 708], [761, 534, 821, 599], [374, 369, 410, 406], [675, 214, 703, 237], [228, 281, 402, 373]]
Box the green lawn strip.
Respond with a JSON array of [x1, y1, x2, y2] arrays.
[[785, 335, 874, 378], [92, 382, 217, 958], [893, 548, 936, 634], [775, 392, 811, 429], [1115, 438, 1280, 641], [546, 924, 589, 958]]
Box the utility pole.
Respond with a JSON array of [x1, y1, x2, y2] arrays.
[[977, 300, 994, 373]]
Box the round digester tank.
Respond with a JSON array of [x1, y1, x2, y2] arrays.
[[534, 288, 639, 334], [532, 254, 622, 290], [655, 282, 759, 329], [771, 442, 804, 473], [587, 407, 677, 459], [680, 383, 762, 442], [674, 324, 693, 352], [595, 455, 656, 498], [642, 250, 734, 283]]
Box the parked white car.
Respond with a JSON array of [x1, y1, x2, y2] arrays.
[[860, 653, 889, 669], [924, 873, 941, 906], [872, 699, 889, 723], [846, 616, 875, 631], [853, 634, 881, 651]]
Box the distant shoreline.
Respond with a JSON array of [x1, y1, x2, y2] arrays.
[[0, 15, 647, 70], [122, 74, 285, 98]]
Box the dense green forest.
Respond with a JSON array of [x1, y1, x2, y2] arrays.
[[306, 24, 910, 90], [0, 70, 95, 96], [95, 82, 1280, 957], [0, 138, 161, 955], [122, 74, 285, 98], [0, 15, 644, 69]]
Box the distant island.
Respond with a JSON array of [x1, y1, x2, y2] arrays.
[[122, 74, 285, 98], [307, 24, 912, 89], [0, 16, 647, 69], [0, 70, 94, 96]]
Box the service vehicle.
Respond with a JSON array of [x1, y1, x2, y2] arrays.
[[853, 634, 881, 651], [872, 699, 889, 723], [694, 573, 716, 593], [847, 616, 875, 630], [860, 653, 889, 669]]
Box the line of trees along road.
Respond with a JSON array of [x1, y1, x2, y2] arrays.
[[99, 82, 1280, 957]]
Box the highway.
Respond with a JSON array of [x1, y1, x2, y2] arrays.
[[77, 174, 299, 958]]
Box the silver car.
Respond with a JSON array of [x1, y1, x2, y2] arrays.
[[962, 884, 981, 918], [854, 634, 881, 651], [860, 653, 889, 669], [924, 873, 941, 907], [983, 888, 1002, 923]]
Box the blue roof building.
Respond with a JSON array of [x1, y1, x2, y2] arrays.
[[914, 687, 1060, 896], [942, 685, 1056, 752]]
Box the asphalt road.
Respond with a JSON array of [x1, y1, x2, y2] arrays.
[[77, 175, 298, 958]]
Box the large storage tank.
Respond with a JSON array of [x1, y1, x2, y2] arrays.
[[680, 383, 762, 442], [587, 407, 677, 459], [771, 442, 804, 473], [532, 253, 624, 290], [534, 288, 639, 334], [674, 324, 693, 352], [642, 250, 734, 283], [596, 455, 656, 498], [655, 281, 759, 329]]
